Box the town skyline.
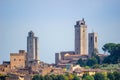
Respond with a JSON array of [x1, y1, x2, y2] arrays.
[[0, 0, 120, 64]]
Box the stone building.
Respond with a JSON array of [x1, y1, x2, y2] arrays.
[[55, 19, 100, 65], [88, 32, 98, 58], [59, 51, 75, 61], [55, 51, 75, 65], [51, 67, 65, 75], [55, 53, 61, 65], [55, 19, 88, 65], [0, 64, 10, 74], [27, 31, 39, 64], [75, 18, 87, 55], [55, 51, 88, 66], [10, 50, 27, 69]]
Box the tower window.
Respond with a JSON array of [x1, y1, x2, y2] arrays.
[[95, 37, 97, 42], [19, 59, 21, 61], [91, 37, 92, 42], [14, 59, 16, 61]]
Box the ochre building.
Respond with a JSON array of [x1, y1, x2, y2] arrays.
[[10, 50, 27, 69]]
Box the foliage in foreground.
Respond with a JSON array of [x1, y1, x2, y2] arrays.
[[32, 71, 120, 80], [32, 73, 79, 80], [0, 74, 8, 80]]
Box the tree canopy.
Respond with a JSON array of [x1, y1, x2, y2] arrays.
[[94, 73, 106, 80], [107, 72, 115, 80], [31, 72, 120, 80], [102, 43, 116, 54], [102, 43, 120, 64], [32, 75, 44, 80]]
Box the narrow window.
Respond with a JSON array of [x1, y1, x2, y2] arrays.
[[14, 59, 16, 61], [95, 37, 97, 42], [83, 30, 85, 32], [19, 59, 21, 61], [91, 37, 92, 42]]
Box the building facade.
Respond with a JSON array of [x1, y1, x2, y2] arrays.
[[10, 50, 27, 69], [55, 51, 75, 65], [27, 31, 39, 63], [88, 32, 98, 58], [55, 53, 61, 65], [75, 18, 87, 55]]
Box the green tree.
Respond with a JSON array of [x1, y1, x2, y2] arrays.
[[44, 75, 52, 80], [50, 74, 57, 80], [103, 56, 112, 64], [77, 58, 86, 67], [32, 75, 44, 80], [0, 74, 6, 80], [83, 75, 94, 80], [107, 72, 115, 80], [113, 71, 120, 80], [65, 73, 74, 80], [87, 58, 98, 67], [63, 75, 68, 80], [94, 73, 106, 80], [82, 73, 89, 79], [102, 43, 120, 64], [73, 75, 80, 80], [102, 43, 116, 54], [92, 64, 100, 69], [56, 75, 66, 80], [95, 55, 101, 64]]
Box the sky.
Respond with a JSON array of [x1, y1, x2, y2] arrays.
[[0, 0, 120, 64]]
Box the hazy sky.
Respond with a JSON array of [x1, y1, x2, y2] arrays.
[[0, 0, 120, 64]]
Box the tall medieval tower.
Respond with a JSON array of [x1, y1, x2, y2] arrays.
[[75, 18, 87, 55], [27, 31, 39, 63], [88, 32, 98, 58]]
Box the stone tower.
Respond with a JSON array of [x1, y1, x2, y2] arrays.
[[55, 53, 61, 65], [75, 18, 87, 55], [27, 31, 39, 63], [88, 32, 98, 58]]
